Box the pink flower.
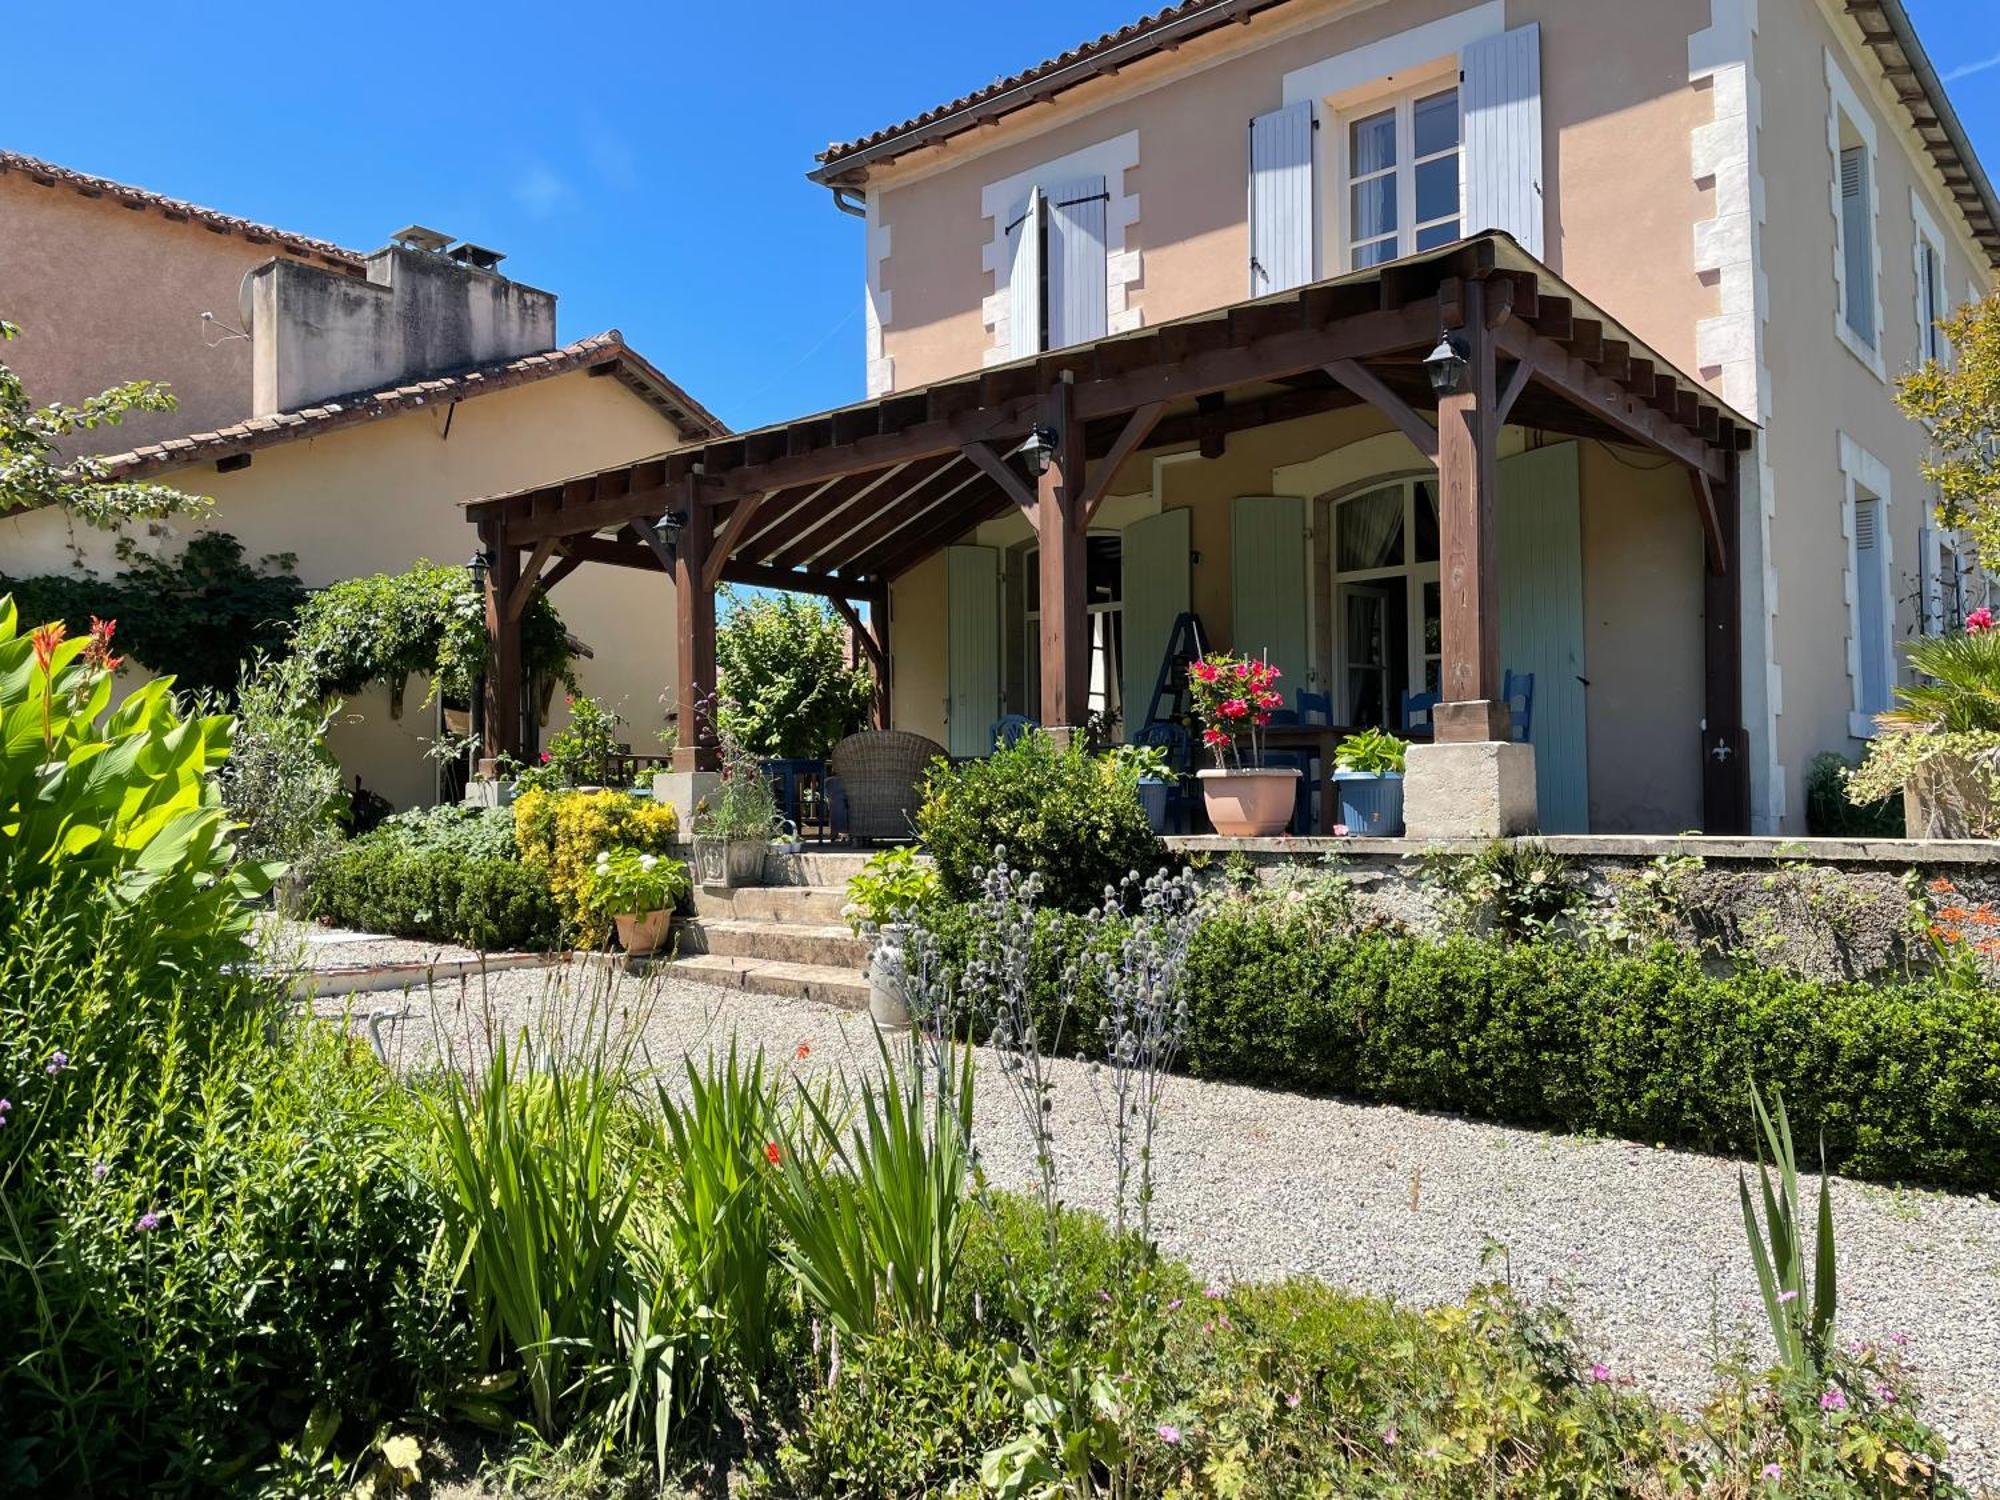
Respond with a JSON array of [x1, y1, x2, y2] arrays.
[[1762, 1463, 1782, 1484], [1874, 1383, 1897, 1404], [1967, 606, 1994, 634], [1332, 823, 1350, 837], [1253, 712, 1271, 727], [1777, 1289, 1799, 1303], [1820, 1388, 1848, 1412], [1380, 1426, 1399, 1447], [1156, 1423, 1181, 1446], [1234, 662, 1250, 679], [1285, 1390, 1301, 1409], [1202, 1283, 1227, 1300], [1220, 698, 1249, 720], [1202, 727, 1230, 749], [1590, 1363, 1611, 1383], [1256, 691, 1283, 709]]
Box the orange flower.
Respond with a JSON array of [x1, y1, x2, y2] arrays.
[[1928, 877, 1957, 895], [795, 1043, 811, 1061], [764, 1141, 781, 1166], [83, 617, 123, 673], [29, 621, 65, 674]]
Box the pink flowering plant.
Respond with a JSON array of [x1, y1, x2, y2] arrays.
[[1186, 652, 1285, 768]]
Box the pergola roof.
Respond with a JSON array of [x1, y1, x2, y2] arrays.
[[465, 234, 1753, 598]]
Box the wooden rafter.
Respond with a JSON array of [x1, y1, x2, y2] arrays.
[[1081, 401, 1166, 525], [505, 535, 560, 624], [703, 489, 772, 589], [1495, 358, 1534, 427], [1323, 359, 1438, 459], [961, 440, 1038, 530], [1493, 325, 1726, 480], [1688, 468, 1729, 575]]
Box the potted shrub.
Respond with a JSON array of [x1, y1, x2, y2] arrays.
[[583, 845, 692, 954], [1187, 653, 1297, 837], [843, 845, 941, 1028], [1107, 742, 1174, 833], [691, 719, 781, 888], [1332, 726, 1408, 836], [1847, 608, 2000, 838]]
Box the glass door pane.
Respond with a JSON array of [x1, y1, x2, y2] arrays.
[[1342, 586, 1390, 728]]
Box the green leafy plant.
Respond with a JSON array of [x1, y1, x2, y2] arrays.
[[691, 701, 782, 841], [1333, 725, 1408, 774], [542, 692, 624, 788], [1104, 742, 1170, 780], [1848, 618, 2000, 833], [215, 649, 347, 890], [581, 846, 692, 919], [1895, 289, 2000, 562], [1739, 1081, 1837, 1381], [1806, 750, 1904, 838], [1416, 838, 1580, 943], [918, 731, 1160, 912], [843, 844, 942, 932], [714, 586, 875, 759], [513, 787, 680, 938], [309, 805, 559, 950]]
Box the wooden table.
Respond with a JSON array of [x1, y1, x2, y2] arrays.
[[1260, 723, 1354, 834]]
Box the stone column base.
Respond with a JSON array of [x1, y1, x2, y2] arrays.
[[1404, 740, 1539, 839], [653, 770, 722, 832]]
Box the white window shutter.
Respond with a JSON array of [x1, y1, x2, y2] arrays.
[[1005, 191, 1043, 359], [1046, 175, 1109, 349], [1249, 100, 1316, 295], [1461, 23, 1544, 258]]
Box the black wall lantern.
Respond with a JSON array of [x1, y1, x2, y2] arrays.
[[1424, 332, 1470, 398], [1009, 425, 1058, 478], [466, 549, 492, 592]]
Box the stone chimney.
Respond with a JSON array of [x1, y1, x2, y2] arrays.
[[240, 226, 556, 416]]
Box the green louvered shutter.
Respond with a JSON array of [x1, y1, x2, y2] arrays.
[[1231, 496, 1310, 700], [1121, 508, 1190, 732], [946, 545, 1000, 758], [1498, 442, 1589, 832]]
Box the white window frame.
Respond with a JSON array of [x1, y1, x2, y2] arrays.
[[1336, 82, 1463, 270], [1326, 475, 1442, 728], [1838, 434, 1895, 738], [1825, 52, 1885, 379], [1910, 189, 1951, 370]]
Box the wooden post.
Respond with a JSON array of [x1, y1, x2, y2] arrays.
[[1037, 382, 1089, 730], [1433, 278, 1511, 743], [867, 584, 892, 729], [670, 477, 718, 772], [482, 519, 524, 762], [1701, 451, 1751, 832]]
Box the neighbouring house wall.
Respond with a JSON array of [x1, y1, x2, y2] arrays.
[[866, 0, 1716, 391], [0, 370, 685, 814], [0, 172, 337, 454], [1749, 0, 1994, 830]]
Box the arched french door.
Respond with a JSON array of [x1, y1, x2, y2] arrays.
[[1317, 473, 1441, 732]]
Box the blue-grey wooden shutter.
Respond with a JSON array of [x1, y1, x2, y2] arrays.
[[1231, 496, 1311, 700], [1498, 442, 1588, 831], [1005, 191, 1043, 358], [1461, 23, 1544, 258], [1840, 147, 1875, 347], [947, 545, 1001, 757], [1046, 175, 1108, 349], [1249, 100, 1316, 295], [1854, 497, 1889, 713], [1121, 508, 1190, 732]]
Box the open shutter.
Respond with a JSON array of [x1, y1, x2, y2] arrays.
[[1840, 147, 1875, 346], [947, 545, 1001, 758], [1231, 496, 1311, 698], [1498, 442, 1588, 832], [1920, 524, 1942, 635], [1047, 175, 1109, 349], [1004, 191, 1043, 359], [1854, 498, 1889, 713], [1461, 23, 1544, 257], [1121, 508, 1191, 732], [1249, 100, 1316, 295]]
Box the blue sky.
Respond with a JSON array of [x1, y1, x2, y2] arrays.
[[3, 0, 1996, 433]]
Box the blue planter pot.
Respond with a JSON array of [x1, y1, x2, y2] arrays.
[[1137, 777, 1169, 834], [1332, 770, 1405, 836]]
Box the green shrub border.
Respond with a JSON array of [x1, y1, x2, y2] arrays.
[[309, 838, 559, 951]]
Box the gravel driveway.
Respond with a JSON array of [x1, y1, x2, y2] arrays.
[[357, 960, 2000, 1493]]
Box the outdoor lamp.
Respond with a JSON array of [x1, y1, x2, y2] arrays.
[[466, 549, 492, 592], [657, 509, 688, 542], [1010, 425, 1059, 478], [1424, 332, 1470, 397]]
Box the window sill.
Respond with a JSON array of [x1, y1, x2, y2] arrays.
[[1833, 317, 1887, 383]]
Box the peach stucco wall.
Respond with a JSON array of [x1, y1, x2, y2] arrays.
[[867, 0, 1716, 391], [0, 172, 334, 454], [0, 370, 685, 813]]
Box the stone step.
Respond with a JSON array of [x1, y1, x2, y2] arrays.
[[763, 850, 878, 887], [690, 883, 851, 925], [662, 952, 871, 1010], [680, 916, 871, 970]]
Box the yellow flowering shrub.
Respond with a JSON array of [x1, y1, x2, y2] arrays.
[[513, 788, 680, 937]]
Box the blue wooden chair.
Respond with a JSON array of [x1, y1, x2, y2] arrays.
[[1134, 720, 1197, 833], [1503, 670, 1536, 743], [990, 713, 1038, 750], [1297, 690, 1332, 725], [1400, 689, 1440, 741]]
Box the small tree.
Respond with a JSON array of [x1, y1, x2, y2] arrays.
[[0, 319, 207, 528], [1895, 293, 2000, 567], [714, 587, 875, 759]]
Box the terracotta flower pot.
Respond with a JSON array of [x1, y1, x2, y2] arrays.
[[1198, 767, 1301, 837], [614, 909, 674, 955]]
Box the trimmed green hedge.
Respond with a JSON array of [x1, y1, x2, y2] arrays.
[[309, 815, 559, 951], [925, 901, 2000, 1192]]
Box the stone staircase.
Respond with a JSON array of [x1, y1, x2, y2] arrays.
[[663, 851, 873, 1008]]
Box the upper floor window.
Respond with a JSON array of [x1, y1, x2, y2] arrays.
[[1912, 193, 1951, 368], [1826, 53, 1883, 375], [1343, 86, 1461, 269]]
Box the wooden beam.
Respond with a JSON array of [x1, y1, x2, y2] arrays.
[[1688, 467, 1729, 575], [531, 550, 585, 600], [1701, 451, 1749, 833], [1433, 279, 1508, 741], [669, 478, 716, 773], [1195, 392, 1228, 459], [482, 527, 523, 760], [821, 461, 986, 577], [630, 513, 677, 572], [1495, 358, 1534, 427], [1324, 358, 1439, 459], [505, 536, 560, 625], [1080, 401, 1167, 526], [1494, 322, 1727, 480], [702, 490, 772, 590], [962, 440, 1039, 529], [828, 593, 892, 730], [1037, 382, 1089, 728]]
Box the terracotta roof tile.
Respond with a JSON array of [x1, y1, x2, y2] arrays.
[[0, 148, 365, 268]]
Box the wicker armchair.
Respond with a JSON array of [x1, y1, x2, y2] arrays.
[[827, 730, 944, 842]]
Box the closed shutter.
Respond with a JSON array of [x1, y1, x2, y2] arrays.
[[1231, 496, 1311, 699], [1920, 524, 1941, 635], [1498, 442, 1588, 832], [1840, 147, 1875, 346], [1249, 100, 1316, 295], [1854, 498, 1889, 713], [947, 545, 1001, 757], [1004, 191, 1044, 359], [1046, 175, 1109, 350], [1460, 23, 1544, 258], [1121, 508, 1191, 731], [1917, 241, 1944, 364]]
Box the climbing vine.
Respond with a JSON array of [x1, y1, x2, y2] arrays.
[[287, 558, 575, 715]]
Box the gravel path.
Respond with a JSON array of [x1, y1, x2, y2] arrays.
[[261, 916, 514, 972], [373, 960, 2000, 1493]]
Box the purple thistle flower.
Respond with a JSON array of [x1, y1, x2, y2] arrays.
[[135, 1211, 161, 1234], [1590, 1363, 1612, 1383], [1820, 1388, 1848, 1412], [1762, 1462, 1782, 1483], [1156, 1424, 1181, 1446], [46, 1051, 69, 1075]]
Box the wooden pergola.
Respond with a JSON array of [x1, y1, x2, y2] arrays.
[[466, 233, 1755, 831]]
